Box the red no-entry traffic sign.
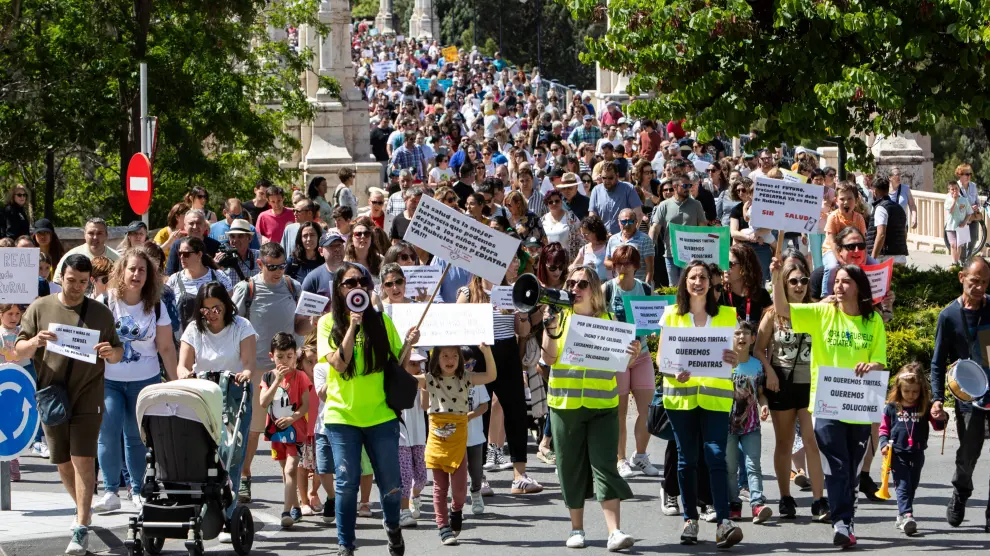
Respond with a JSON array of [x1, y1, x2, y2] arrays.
[[126, 153, 153, 215]]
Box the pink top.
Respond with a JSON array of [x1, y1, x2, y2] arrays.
[[256, 208, 295, 244]]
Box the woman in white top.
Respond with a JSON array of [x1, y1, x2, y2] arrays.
[[93, 248, 178, 513], [887, 166, 917, 229], [429, 152, 454, 186], [177, 282, 256, 381], [570, 214, 610, 281], [542, 189, 583, 261]]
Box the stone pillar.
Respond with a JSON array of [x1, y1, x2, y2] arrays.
[[375, 0, 395, 35], [409, 0, 438, 39], [592, 0, 632, 113], [871, 134, 934, 192]]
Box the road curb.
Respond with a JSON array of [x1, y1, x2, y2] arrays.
[[0, 521, 130, 556]]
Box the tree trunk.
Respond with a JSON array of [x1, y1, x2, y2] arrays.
[[44, 147, 54, 221]]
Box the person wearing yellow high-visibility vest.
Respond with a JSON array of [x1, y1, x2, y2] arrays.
[[542, 266, 638, 551], [656, 260, 744, 549]]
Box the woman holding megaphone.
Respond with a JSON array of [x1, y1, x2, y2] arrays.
[[316, 262, 420, 556], [541, 265, 637, 551]]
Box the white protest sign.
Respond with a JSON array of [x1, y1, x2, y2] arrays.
[[780, 168, 809, 183], [751, 176, 824, 234], [490, 286, 515, 311], [557, 314, 637, 373], [372, 60, 397, 80], [0, 248, 40, 304], [402, 265, 443, 298], [862, 258, 894, 305], [47, 323, 99, 364], [622, 295, 675, 335], [390, 303, 494, 346], [295, 291, 329, 317], [956, 224, 972, 245], [361, 48, 373, 59], [812, 366, 888, 423], [403, 195, 521, 284], [692, 159, 711, 174], [658, 327, 734, 379]]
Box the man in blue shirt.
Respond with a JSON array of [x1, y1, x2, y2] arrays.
[[211, 198, 261, 249], [589, 161, 643, 234]]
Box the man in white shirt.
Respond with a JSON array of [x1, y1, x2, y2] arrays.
[[53, 218, 120, 283]]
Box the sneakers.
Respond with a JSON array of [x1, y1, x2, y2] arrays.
[[832, 521, 854, 547], [617, 459, 636, 479], [450, 510, 463, 536], [680, 519, 699, 545], [630, 453, 660, 476], [218, 531, 232, 543], [739, 488, 750, 502], [729, 503, 742, 521], [498, 446, 514, 470], [471, 493, 485, 515], [606, 530, 634, 552], [323, 496, 336, 524], [812, 497, 831, 523], [280, 511, 295, 528], [537, 447, 557, 466], [662, 491, 681, 516], [399, 509, 417, 528], [483, 444, 498, 471], [32, 441, 50, 458], [511, 474, 544, 494], [859, 472, 882, 502], [358, 502, 373, 517], [132, 493, 144, 511], [700, 504, 717, 523], [301, 504, 315, 516], [439, 525, 458, 545], [93, 492, 121, 514], [238, 476, 252, 503], [566, 530, 586, 548], [291, 506, 304, 522], [716, 519, 744, 549], [947, 491, 966, 527], [779, 495, 797, 519], [793, 469, 811, 490], [65, 525, 89, 556], [479, 480, 495, 497], [386, 525, 406, 556], [336, 547, 355, 556], [9, 458, 20, 481], [896, 513, 917, 536], [410, 496, 422, 519], [752, 504, 772, 524]]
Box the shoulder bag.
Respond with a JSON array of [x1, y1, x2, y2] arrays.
[[35, 298, 90, 427]]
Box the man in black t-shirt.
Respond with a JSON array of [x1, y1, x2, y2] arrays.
[[452, 162, 476, 209], [370, 116, 393, 186], [242, 179, 270, 224]]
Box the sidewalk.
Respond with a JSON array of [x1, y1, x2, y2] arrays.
[[0, 491, 136, 556]]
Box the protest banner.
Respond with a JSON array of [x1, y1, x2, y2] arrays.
[[813, 366, 888, 423], [862, 258, 894, 304], [295, 291, 329, 317], [396, 35, 405, 42], [658, 327, 734, 379], [441, 45, 459, 62], [390, 303, 494, 346], [622, 295, 675, 335], [402, 265, 443, 299], [361, 48, 373, 59], [416, 78, 453, 92], [557, 315, 637, 373], [0, 248, 39, 304], [47, 323, 100, 364], [780, 168, 809, 183], [751, 176, 824, 234], [372, 60, 397, 81], [403, 195, 521, 284], [490, 286, 515, 311], [956, 223, 972, 245], [669, 224, 730, 270]]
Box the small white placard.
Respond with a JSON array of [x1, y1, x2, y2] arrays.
[[490, 286, 515, 311], [813, 366, 889, 423], [402, 266, 443, 299], [295, 290, 330, 317], [47, 323, 100, 364], [390, 303, 495, 347], [658, 327, 734, 379], [558, 314, 637, 373]]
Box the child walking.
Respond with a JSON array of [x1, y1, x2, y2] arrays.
[[726, 322, 773, 523], [878, 363, 945, 536], [417, 344, 497, 545], [296, 345, 323, 516], [259, 333, 312, 528], [1, 303, 35, 480], [463, 347, 491, 515], [399, 350, 429, 528]]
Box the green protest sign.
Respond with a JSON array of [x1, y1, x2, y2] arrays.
[[670, 224, 730, 270], [622, 295, 676, 335]]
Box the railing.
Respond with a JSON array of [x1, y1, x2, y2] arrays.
[[907, 189, 990, 255]]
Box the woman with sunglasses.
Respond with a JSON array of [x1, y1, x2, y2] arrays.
[[318, 262, 419, 556], [183, 186, 217, 224], [656, 260, 742, 548], [570, 214, 610, 281], [719, 244, 771, 327], [955, 163, 981, 255], [286, 221, 325, 283], [811, 226, 877, 301], [716, 177, 743, 227], [728, 178, 773, 279], [542, 189, 583, 261], [541, 265, 637, 550], [754, 254, 827, 521], [1, 184, 32, 240], [769, 257, 886, 548], [345, 217, 384, 284], [433, 185, 460, 211], [429, 153, 454, 186], [632, 160, 661, 222], [705, 159, 731, 199]]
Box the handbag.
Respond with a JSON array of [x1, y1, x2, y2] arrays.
[[647, 387, 673, 440], [35, 298, 89, 427], [383, 351, 419, 415]]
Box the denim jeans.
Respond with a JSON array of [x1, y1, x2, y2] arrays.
[[750, 242, 772, 283], [97, 375, 161, 494], [665, 257, 682, 286], [666, 407, 730, 522], [326, 419, 403, 550], [726, 430, 766, 506]]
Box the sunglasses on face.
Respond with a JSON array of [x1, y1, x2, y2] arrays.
[[619, 219, 636, 226], [565, 279, 590, 290], [200, 306, 223, 316], [662, 187, 675, 193], [265, 263, 287, 272], [178, 251, 199, 258], [353, 231, 370, 238], [14, 193, 26, 198], [788, 276, 811, 286], [547, 265, 562, 272], [706, 168, 717, 173], [729, 260, 739, 268], [582, 179, 592, 185], [840, 242, 867, 252], [340, 278, 365, 290], [383, 278, 405, 289], [961, 172, 972, 177], [444, 196, 457, 203], [547, 199, 562, 206], [371, 200, 384, 205]]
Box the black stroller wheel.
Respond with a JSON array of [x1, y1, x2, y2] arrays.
[[230, 505, 255, 555], [142, 532, 164, 555]]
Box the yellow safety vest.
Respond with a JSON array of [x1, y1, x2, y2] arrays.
[[547, 309, 620, 410], [660, 305, 736, 413]]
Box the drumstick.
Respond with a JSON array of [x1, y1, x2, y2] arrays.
[[941, 423, 947, 455]]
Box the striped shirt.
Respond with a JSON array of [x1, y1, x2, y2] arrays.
[[458, 286, 517, 340]]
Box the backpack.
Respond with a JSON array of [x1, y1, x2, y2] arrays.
[[604, 278, 651, 310], [244, 275, 299, 320], [175, 269, 218, 334]]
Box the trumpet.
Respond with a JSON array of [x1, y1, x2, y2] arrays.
[[875, 445, 893, 500]]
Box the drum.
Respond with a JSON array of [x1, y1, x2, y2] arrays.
[[947, 359, 990, 402]]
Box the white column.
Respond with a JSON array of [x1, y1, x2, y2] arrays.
[[376, 0, 395, 34]]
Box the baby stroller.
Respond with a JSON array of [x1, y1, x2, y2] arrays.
[[127, 371, 254, 556]]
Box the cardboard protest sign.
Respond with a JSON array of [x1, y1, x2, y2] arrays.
[[0, 248, 39, 304], [669, 224, 730, 270], [441, 46, 459, 62], [862, 258, 894, 305], [622, 295, 675, 335], [659, 327, 734, 379], [813, 366, 888, 423], [390, 303, 494, 346], [490, 286, 515, 311], [956, 224, 972, 245], [557, 315, 637, 373], [417, 78, 453, 92], [47, 323, 100, 364], [751, 176, 824, 234], [404, 195, 521, 284], [295, 291, 329, 317], [402, 266, 443, 299], [372, 60, 397, 80], [780, 169, 809, 183]]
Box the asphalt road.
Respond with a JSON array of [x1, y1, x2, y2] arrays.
[[9, 410, 990, 555]]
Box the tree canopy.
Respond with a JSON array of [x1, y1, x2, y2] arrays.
[[570, 0, 990, 163]]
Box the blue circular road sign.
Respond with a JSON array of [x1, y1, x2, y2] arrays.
[[0, 363, 40, 462]]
